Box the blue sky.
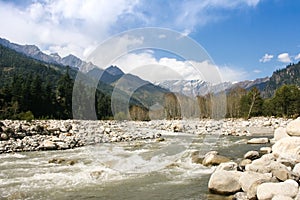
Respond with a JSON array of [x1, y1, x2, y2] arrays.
[[0, 0, 299, 82]]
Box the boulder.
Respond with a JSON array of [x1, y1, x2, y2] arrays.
[[156, 138, 165, 142], [245, 154, 288, 174], [239, 171, 274, 199], [172, 124, 184, 132], [247, 138, 269, 144], [203, 154, 231, 166], [66, 160, 77, 165], [48, 158, 66, 164], [56, 142, 70, 150], [272, 137, 300, 163], [295, 190, 300, 200], [286, 118, 300, 136], [104, 128, 111, 133], [256, 179, 298, 200], [293, 163, 300, 176], [0, 133, 9, 140], [272, 195, 293, 200], [233, 192, 248, 200], [191, 151, 204, 164], [208, 170, 243, 195], [263, 120, 272, 127], [272, 168, 291, 181], [216, 162, 238, 171], [244, 151, 260, 160], [260, 147, 272, 154], [274, 127, 289, 141], [239, 159, 252, 171], [40, 140, 57, 150]]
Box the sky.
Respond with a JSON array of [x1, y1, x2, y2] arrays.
[[0, 0, 300, 83]]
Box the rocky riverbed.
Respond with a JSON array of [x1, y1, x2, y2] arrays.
[[0, 117, 296, 200], [206, 117, 300, 200], [0, 117, 291, 154]]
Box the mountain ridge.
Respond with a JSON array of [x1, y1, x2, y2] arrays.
[[2, 37, 299, 100], [0, 37, 96, 72]]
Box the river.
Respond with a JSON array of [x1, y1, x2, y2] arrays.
[[0, 130, 270, 200]]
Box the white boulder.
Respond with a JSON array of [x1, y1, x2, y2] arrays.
[[247, 138, 269, 144], [202, 152, 230, 166], [239, 171, 274, 199], [272, 195, 293, 200], [244, 150, 260, 160], [215, 161, 238, 171], [274, 127, 289, 141], [256, 179, 298, 200], [286, 118, 300, 136], [272, 137, 300, 163], [208, 170, 243, 195]]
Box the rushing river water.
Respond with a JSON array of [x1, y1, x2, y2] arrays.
[[0, 131, 271, 200]]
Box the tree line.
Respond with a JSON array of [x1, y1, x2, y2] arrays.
[[0, 69, 112, 120], [199, 85, 300, 119]]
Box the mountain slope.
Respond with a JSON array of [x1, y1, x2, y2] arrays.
[[0, 37, 59, 65], [0, 37, 96, 72], [262, 62, 300, 97], [0, 40, 172, 120]]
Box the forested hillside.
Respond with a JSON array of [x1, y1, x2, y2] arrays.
[[0, 44, 112, 120], [262, 62, 300, 97]]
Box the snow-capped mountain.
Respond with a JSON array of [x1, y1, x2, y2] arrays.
[[157, 77, 269, 97], [156, 80, 232, 97]]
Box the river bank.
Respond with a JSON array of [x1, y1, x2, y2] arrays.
[[0, 117, 291, 154], [207, 117, 300, 199]]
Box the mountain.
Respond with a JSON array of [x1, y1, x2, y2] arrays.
[[157, 77, 269, 97], [0, 38, 173, 120], [158, 62, 300, 99], [0, 37, 95, 72], [60, 54, 97, 72], [0, 37, 59, 65], [106, 65, 124, 76], [112, 73, 169, 107], [86, 67, 121, 84], [0, 43, 78, 119], [262, 62, 300, 97], [230, 77, 270, 96], [156, 80, 232, 97], [87, 66, 169, 109]]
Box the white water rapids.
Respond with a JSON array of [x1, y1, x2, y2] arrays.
[[0, 130, 268, 200]]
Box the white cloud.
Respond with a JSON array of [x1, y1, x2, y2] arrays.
[[0, 0, 139, 59], [0, 0, 262, 59], [295, 53, 300, 60], [174, 0, 261, 32], [278, 53, 291, 63], [259, 53, 273, 63], [253, 69, 261, 73], [218, 65, 247, 83], [112, 51, 246, 83]]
